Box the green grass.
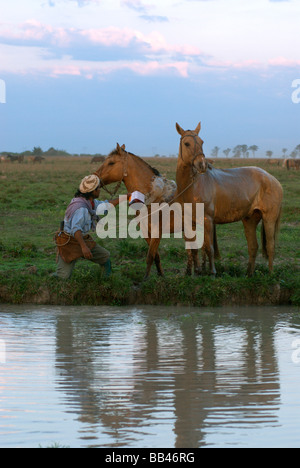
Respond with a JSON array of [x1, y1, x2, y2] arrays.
[[0, 157, 299, 307]]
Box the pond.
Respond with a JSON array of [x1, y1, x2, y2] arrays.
[[0, 304, 300, 448]]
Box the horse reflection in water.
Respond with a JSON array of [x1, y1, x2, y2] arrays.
[[55, 308, 281, 448]]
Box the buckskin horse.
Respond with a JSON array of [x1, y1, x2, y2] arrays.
[[95, 143, 219, 278], [175, 122, 283, 276]]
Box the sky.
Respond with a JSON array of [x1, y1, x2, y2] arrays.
[[0, 0, 300, 157]]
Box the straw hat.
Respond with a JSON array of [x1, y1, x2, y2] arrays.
[[79, 175, 100, 194]]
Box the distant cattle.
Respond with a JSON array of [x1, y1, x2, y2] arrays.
[[267, 159, 281, 166], [283, 159, 300, 170], [0, 156, 6, 162], [91, 156, 105, 164], [33, 156, 45, 164], [7, 154, 24, 163]]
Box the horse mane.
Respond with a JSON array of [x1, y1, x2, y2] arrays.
[[108, 148, 161, 177]]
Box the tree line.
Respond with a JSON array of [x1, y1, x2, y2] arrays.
[[0, 146, 106, 159], [210, 144, 300, 159]]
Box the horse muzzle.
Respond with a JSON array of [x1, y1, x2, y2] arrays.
[[193, 156, 207, 174]]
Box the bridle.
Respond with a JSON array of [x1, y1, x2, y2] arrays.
[[179, 132, 206, 174], [94, 151, 129, 197]]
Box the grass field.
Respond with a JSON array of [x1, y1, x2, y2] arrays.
[[0, 156, 299, 307]]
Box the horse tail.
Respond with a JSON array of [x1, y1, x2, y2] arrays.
[[261, 222, 268, 259], [213, 224, 221, 260], [261, 206, 282, 259], [275, 205, 282, 243]]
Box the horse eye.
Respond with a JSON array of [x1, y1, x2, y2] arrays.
[[108, 162, 115, 166], [185, 142, 190, 147]]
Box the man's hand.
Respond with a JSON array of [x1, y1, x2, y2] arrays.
[[82, 244, 93, 260], [109, 193, 131, 206], [74, 230, 93, 259]]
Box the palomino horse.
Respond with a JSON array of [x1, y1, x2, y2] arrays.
[[175, 122, 283, 276], [95, 144, 219, 278]]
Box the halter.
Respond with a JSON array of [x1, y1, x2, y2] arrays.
[[179, 132, 206, 171], [94, 151, 129, 197]]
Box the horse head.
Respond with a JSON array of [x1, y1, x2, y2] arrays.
[[176, 122, 207, 174], [95, 143, 128, 186]]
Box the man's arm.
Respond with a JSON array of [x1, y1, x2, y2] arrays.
[[108, 193, 131, 207]]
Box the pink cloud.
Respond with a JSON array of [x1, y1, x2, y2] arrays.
[[268, 57, 300, 68], [1, 20, 299, 80], [0, 20, 73, 47], [0, 21, 203, 59]]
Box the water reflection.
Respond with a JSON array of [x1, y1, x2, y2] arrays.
[[0, 305, 300, 448]]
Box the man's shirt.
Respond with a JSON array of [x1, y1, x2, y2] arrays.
[[64, 199, 109, 237]]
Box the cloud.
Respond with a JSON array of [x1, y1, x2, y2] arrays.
[[139, 15, 169, 23], [0, 20, 204, 60], [1, 5, 299, 81], [0, 20, 199, 78], [48, 0, 103, 6], [121, 0, 151, 13]]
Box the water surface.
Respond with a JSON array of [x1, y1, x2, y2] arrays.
[[0, 304, 300, 448]]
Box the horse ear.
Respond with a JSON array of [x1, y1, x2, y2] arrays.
[[121, 144, 126, 150], [176, 123, 184, 136], [195, 122, 201, 134], [116, 143, 122, 154]]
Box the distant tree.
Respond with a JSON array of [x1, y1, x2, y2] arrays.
[[290, 150, 297, 159], [32, 146, 43, 156], [266, 150, 273, 158], [249, 145, 259, 157], [240, 145, 248, 158], [232, 145, 242, 158], [232, 144, 249, 158], [223, 148, 231, 158], [211, 146, 220, 158], [282, 148, 288, 158], [295, 144, 300, 157]]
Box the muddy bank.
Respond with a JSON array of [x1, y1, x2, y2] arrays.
[[0, 280, 295, 308]]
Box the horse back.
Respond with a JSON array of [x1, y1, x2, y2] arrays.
[[194, 166, 282, 223]]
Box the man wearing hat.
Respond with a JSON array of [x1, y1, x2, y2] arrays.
[[54, 174, 130, 279]]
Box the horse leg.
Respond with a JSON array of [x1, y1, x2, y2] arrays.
[[201, 248, 207, 273], [192, 249, 202, 275], [144, 236, 164, 277], [203, 218, 216, 276], [201, 224, 219, 274], [261, 220, 276, 274], [242, 212, 261, 276], [185, 249, 193, 275], [145, 237, 163, 279]]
